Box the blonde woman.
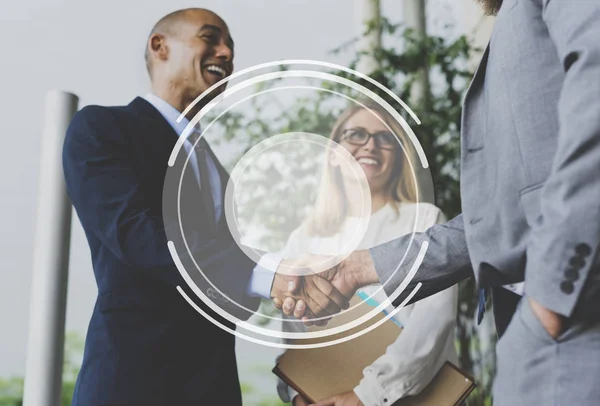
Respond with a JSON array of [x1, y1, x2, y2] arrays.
[[276, 103, 458, 406]]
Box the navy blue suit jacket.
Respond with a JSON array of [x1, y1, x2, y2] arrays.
[[63, 97, 260, 405]]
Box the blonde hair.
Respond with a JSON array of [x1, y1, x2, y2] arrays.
[[306, 102, 418, 236]]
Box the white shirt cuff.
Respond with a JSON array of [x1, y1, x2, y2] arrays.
[[246, 254, 282, 299], [288, 387, 299, 403], [354, 382, 379, 406], [502, 282, 525, 295]]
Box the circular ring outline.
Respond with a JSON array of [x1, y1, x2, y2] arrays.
[[164, 60, 431, 343], [171, 83, 422, 327]]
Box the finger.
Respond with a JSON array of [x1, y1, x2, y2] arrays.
[[305, 279, 342, 316], [303, 294, 329, 319], [302, 315, 314, 327], [304, 309, 329, 326], [308, 308, 331, 327], [312, 276, 349, 310], [293, 300, 307, 318], [273, 297, 283, 309], [302, 309, 329, 326], [310, 396, 336, 406], [283, 297, 296, 316], [293, 394, 311, 406], [287, 275, 301, 294], [313, 310, 331, 326], [313, 318, 329, 327]]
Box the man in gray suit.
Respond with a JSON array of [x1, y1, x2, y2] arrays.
[[288, 0, 600, 404]]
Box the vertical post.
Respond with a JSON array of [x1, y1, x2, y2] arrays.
[[355, 0, 382, 74], [403, 0, 436, 204], [23, 90, 79, 406], [403, 0, 430, 107]]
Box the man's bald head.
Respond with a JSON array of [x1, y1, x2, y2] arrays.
[[143, 8, 234, 115], [144, 8, 227, 78]]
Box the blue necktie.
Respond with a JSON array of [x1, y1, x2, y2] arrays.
[[188, 131, 218, 232], [477, 288, 487, 325]]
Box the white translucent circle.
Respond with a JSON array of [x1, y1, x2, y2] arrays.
[[162, 60, 433, 347], [224, 132, 371, 275]]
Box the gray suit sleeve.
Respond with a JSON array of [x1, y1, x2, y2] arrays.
[[524, 0, 600, 317], [369, 213, 473, 306]]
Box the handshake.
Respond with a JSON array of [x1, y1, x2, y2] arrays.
[[269, 251, 379, 325]]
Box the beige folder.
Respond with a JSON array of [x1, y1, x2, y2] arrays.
[[273, 296, 475, 405]]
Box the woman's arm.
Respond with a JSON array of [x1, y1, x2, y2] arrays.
[[354, 205, 458, 405], [354, 285, 458, 405]]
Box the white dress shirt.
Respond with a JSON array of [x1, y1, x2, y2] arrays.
[[143, 94, 277, 299]]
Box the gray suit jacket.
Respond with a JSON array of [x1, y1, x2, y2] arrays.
[[372, 0, 600, 318]]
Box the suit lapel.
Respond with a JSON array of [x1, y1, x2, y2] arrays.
[[202, 142, 231, 231], [129, 97, 215, 232], [461, 44, 490, 149], [128, 97, 179, 148], [463, 43, 490, 109]]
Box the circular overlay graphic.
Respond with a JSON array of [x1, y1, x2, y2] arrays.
[[224, 132, 371, 276], [162, 60, 434, 348]]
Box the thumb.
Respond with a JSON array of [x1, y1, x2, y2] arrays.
[[287, 275, 301, 293], [310, 397, 335, 406]]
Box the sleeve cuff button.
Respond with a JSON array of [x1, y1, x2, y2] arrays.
[[575, 243, 592, 257], [564, 268, 579, 281], [560, 281, 574, 294]]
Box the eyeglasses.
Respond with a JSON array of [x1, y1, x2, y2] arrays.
[[339, 128, 397, 150]]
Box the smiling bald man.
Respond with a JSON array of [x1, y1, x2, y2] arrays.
[[62, 8, 347, 405]]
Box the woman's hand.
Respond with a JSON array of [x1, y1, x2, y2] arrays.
[[310, 390, 364, 406], [293, 394, 311, 406]]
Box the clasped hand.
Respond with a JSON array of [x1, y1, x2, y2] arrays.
[[269, 252, 378, 325]]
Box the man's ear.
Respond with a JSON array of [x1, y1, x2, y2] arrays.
[[149, 33, 168, 62]]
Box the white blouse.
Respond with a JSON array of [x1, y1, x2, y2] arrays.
[[277, 202, 458, 406]]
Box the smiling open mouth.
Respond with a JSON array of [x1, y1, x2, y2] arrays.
[[203, 64, 227, 80], [356, 157, 381, 166]]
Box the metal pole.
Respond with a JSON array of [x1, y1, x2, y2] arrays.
[[355, 0, 382, 74], [23, 90, 79, 406]]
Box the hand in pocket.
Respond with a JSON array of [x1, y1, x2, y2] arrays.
[[528, 297, 566, 339]]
